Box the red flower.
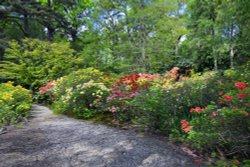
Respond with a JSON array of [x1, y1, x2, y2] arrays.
[[235, 82, 248, 90], [181, 120, 193, 132], [238, 93, 245, 99], [223, 95, 233, 101]]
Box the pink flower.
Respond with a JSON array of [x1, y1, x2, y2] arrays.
[[39, 87, 46, 94], [189, 108, 195, 113], [190, 107, 202, 113], [111, 106, 117, 113], [107, 97, 113, 102], [195, 107, 202, 113]]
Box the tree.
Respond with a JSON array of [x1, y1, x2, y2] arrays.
[[0, 38, 79, 90]]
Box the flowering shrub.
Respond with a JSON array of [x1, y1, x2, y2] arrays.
[[34, 80, 56, 104], [0, 82, 32, 127], [106, 73, 160, 121], [131, 71, 220, 133], [183, 80, 250, 158], [51, 68, 110, 118]]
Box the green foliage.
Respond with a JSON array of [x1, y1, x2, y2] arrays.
[[183, 71, 250, 158], [131, 71, 220, 133], [0, 38, 78, 91], [224, 61, 250, 83], [0, 82, 32, 127], [52, 68, 110, 119]]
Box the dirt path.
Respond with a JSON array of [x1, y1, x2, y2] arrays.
[[0, 105, 199, 167]]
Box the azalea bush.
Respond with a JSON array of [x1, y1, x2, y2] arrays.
[[0, 82, 32, 127], [106, 73, 161, 122], [131, 71, 220, 133], [33, 80, 56, 104], [50, 68, 110, 118], [182, 80, 250, 159]]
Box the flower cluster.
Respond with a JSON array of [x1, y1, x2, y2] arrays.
[[181, 120, 193, 132], [235, 82, 248, 90], [117, 73, 141, 93], [189, 107, 203, 113], [137, 73, 161, 88], [39, 80, 56, 94], [107, 73, 159, 113], [0, 82, 32, 125]]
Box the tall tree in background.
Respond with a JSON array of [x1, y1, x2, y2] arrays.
[[86, 0, 186, 73], [185, 0, 221, 71], [1, 0, 249, 74]]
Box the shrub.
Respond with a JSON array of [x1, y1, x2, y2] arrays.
[[183, 80, 250, 158], [0, 82, 32, 127], [130, 71, 220, 134], [106, 73, 161, 122], [0, 38, 79, 91], [52, 68, 110, 119], [33, 80, 56, 104]]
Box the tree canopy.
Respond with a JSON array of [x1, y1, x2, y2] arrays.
[[0, 0, 249, 75]]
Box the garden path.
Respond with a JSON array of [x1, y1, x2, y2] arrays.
[[0, 105, 199, 167]]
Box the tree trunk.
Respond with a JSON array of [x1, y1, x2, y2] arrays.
[[213, 47, 218, 70], [47, 0, 54, 41], [230, 45, 234, 68], [47, 27, 55, 41], [23, 14, 30, 37]]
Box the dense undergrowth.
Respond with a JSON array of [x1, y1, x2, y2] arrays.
[[36, 63, 250, 166]]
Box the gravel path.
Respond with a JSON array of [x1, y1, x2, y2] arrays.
[[0, 105, 199, 167]]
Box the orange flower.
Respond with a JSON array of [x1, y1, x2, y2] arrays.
[[181, 120, 193, 132], [183, 126, 193, 132]]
